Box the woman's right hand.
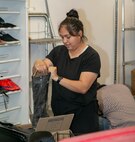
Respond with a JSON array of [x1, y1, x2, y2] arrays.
[[33, 59, 48, 76]]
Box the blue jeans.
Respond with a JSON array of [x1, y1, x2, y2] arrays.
[[99, 116, 110, 130]]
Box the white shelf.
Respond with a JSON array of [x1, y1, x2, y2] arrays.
[[0, 11, 20, 14], [0, 90, 21, 96], [0, 42, 21, 47], [123, 27, 135, 31], [0, 75, 21, 80], [0, 58, 21, 64], [29, 38, 61, 44], [0, 0, 29, 124], [0, 27, 20, 31], [0, 0, 25, 1], [123, 60, 135, 66], [0, 106, 21, 114]]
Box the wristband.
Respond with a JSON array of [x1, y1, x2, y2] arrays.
[[56, 76, 63, 84]]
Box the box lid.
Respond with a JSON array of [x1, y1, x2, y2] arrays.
[[35, 114, 74, 132]]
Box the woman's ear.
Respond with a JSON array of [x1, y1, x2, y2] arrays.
[[78, 30, 83, 37]]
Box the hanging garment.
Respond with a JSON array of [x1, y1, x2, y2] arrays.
[[31, 74, 50, 128], [0, 86, 9, 110]]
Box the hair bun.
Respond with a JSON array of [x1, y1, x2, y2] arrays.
[[66, 9, 79, 19]]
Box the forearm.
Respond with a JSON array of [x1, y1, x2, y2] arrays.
[[49, 67, 97, 94], [59, 72, 97, 94], [59, 78, 88, 94]]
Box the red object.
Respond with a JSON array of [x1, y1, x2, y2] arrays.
[[0, 79, 20, 91], [60, 126, 135, 142]]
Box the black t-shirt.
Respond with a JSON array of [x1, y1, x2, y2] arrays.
[[46, 45, 101, 106]]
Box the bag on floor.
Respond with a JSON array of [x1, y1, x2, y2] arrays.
[[0, 121, 32, 142], [0, 121, 55, 142]]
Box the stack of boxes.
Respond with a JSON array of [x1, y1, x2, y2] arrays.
[[131, 69, 135, 96]]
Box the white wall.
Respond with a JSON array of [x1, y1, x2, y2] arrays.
[[29, 0, 135, 86]]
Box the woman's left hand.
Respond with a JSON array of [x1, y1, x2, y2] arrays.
[[48, 66, 58, 81]]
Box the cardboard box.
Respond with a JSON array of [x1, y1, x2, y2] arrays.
[[35, 114, 74, 141], [131, 69, 135, 95], [57, 130, 73, 141], [17, 123, 32, 129]]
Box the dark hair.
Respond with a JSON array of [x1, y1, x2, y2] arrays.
[[58, 9, 87, 41], [29, 131, 55, 142], [66, 9, 79, 19]]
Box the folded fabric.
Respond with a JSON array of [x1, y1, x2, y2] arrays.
[[0, 79, 21, 91]]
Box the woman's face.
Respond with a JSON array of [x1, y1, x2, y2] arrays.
[[59, 26, 82, 51]]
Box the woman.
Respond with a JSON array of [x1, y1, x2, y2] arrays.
[[33, 9, 101, 135]]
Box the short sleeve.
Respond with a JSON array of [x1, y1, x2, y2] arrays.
[[81, 48, 101, 77]]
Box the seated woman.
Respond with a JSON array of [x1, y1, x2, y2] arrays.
[[97, 84, 135, 129]]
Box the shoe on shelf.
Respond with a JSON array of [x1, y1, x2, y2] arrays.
[[0, 39, 6, 45], [0, 17, 4, 23], [0, 17, 16, 28], [0, 78, 21, 91], [0, 31, 20, 44]]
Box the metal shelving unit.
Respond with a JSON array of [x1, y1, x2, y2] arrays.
[[121, 0, 135, 84], [114, 0, 119, 83], [29, 12, 61, 54]]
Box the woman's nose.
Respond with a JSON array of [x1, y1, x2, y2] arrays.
[[62, 37, 68, 44]]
